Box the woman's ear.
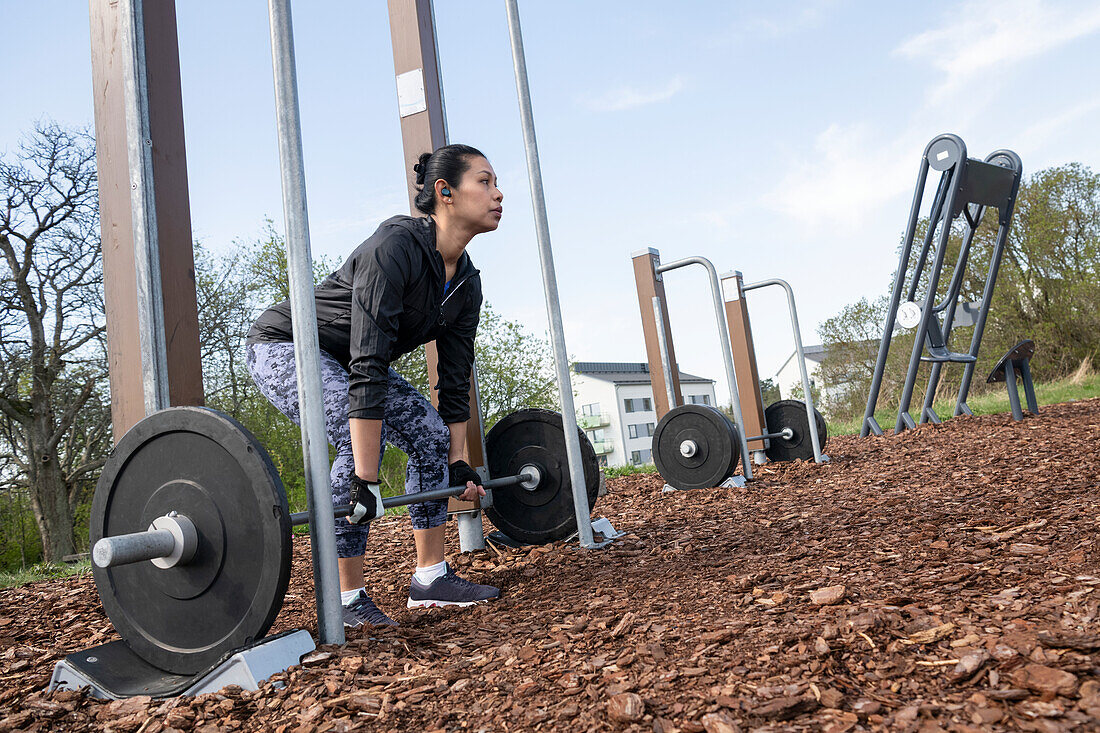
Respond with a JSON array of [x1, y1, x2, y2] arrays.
[[435, 178, 452, 202]]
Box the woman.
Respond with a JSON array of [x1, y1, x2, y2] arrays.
[[246, 144, 504, 628]]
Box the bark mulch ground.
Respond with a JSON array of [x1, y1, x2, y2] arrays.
[[2, 398, 1100, 732]]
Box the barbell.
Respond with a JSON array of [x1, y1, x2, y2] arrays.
[[88, 406, 600, 676], [652, 401, 828, 489]]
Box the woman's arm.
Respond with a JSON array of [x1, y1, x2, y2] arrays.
[[447, 420, 468, 464], [350, 418, 383, 480]]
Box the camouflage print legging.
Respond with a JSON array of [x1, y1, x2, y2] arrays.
[[245, 342, 450, 558]]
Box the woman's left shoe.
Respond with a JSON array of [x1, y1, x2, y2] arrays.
[[407, 564, 500, 608]]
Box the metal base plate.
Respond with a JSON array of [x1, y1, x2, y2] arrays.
[[48, 630, 315, 699]]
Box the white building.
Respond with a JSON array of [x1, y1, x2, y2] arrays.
[[572, 362, 717, 468], [774, 344, 826, 400]]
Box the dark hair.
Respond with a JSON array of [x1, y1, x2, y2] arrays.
[[412, 144, 486, 215]]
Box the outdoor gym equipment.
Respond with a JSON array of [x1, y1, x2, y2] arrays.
[[861, 134, 1023, 436], [58, 0, 608, 699], [51, 406, 599, 696], [719, 271, 828, 466], [987, 340, 1038, 422], [632, 250, 828, 491]]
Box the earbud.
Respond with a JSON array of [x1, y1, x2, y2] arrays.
[[441, 187, 451, 197]]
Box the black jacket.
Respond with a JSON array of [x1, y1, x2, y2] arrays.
[[247, 215, 482, 423]]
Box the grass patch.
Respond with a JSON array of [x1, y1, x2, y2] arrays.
[[1, 559, 92, 589], [603, 463, 658, 478], [828, 371, 1100, 436]]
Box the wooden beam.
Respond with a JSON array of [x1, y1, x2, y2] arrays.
[[89, 0, 203, 441], [631, 249, 682, 419], [720, 272, 767, 451]]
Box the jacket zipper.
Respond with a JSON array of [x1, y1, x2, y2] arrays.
[[437, 273, 473, 327]]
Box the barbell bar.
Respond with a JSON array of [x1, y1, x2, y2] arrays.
[[93, 465, 542, 569], [291, 465, 541, 525]]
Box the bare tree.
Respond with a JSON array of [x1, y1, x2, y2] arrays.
[[0, 123, 110, 561]]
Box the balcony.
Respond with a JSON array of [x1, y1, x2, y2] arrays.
[[590, 440, 614, 455], [577, 413, 611, 430]]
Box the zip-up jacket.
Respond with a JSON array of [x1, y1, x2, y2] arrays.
[[247, 215, 482, 423]]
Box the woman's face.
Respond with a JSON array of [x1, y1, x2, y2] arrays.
[[445, 156, 503, 233]]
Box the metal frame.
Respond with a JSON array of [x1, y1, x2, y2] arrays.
[[266, 0, 344, 646], [118, 0, 170, 415], [861, 134, 1022, 436], [653, 256, 754, 478], [739, 277, 827, 464], [504, 0, 603, 549]]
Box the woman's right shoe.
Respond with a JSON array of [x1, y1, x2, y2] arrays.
[[407, 564, 500, 608]]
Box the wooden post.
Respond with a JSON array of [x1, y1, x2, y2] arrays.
[[387, 0, 486, 510], [89, 0, 203, 442], [631, 248, 682, 419], [720, 272, 767, 451]]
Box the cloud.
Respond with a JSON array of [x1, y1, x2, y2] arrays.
[[704, 0, 843, 47], [581, 77, 685, 113], [764, 123, 917, 228], [895, 0, 1100, 103], [1017, 97, 1100, 149]]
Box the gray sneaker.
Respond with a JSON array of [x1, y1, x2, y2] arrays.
[[343, 591, 398, 628], [407, 564, 500, 608]]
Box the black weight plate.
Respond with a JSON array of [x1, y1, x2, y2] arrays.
[[652, 405, 739, 490], [484, 409, 600, 544], [763, 399, 828, 463], [90, 407, 291, 675]]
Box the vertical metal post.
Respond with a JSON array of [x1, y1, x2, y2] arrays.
[[652, 298, 677, 410], [860, 159, 931, 436], [895, 178, 964, 433], [955, 150, 1023, 416], [1004, 360, 1023, 421], [720, 272, 768, 458], [1020, 360, 1039, 414], [267, 0, 344, 645], [742, 279, 826, 463], [118, 0, 169, 415], [504, 0, 599, 548]]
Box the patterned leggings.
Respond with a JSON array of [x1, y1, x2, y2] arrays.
[[245, 342, 450, 558]]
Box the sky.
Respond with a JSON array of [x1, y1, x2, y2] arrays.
[[4, 0, 1100, 409]]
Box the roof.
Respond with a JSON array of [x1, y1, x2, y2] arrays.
[[573, 361, 714, 385], [774, 344, 827, 377]]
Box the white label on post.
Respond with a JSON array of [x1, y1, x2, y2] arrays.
[[396, 69, 427, 118], [722, 278, 740, 302]]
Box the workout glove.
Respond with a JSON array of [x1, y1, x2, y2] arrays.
[[448, 460, 482, 490], [348, 474, 385, 524]]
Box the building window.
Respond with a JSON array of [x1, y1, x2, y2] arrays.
[[644, 422, 655, 437], [581, 402, 600, 416], [597, 455, 608, 468], [688, 394, 711, 406], [630, 449, 653, 465], [624, 397, 653, 413], [587, 428, 606, 443], [628, 422, 656, 439]]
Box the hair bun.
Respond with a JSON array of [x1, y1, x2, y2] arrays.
[[413, 152, 433, 186]]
